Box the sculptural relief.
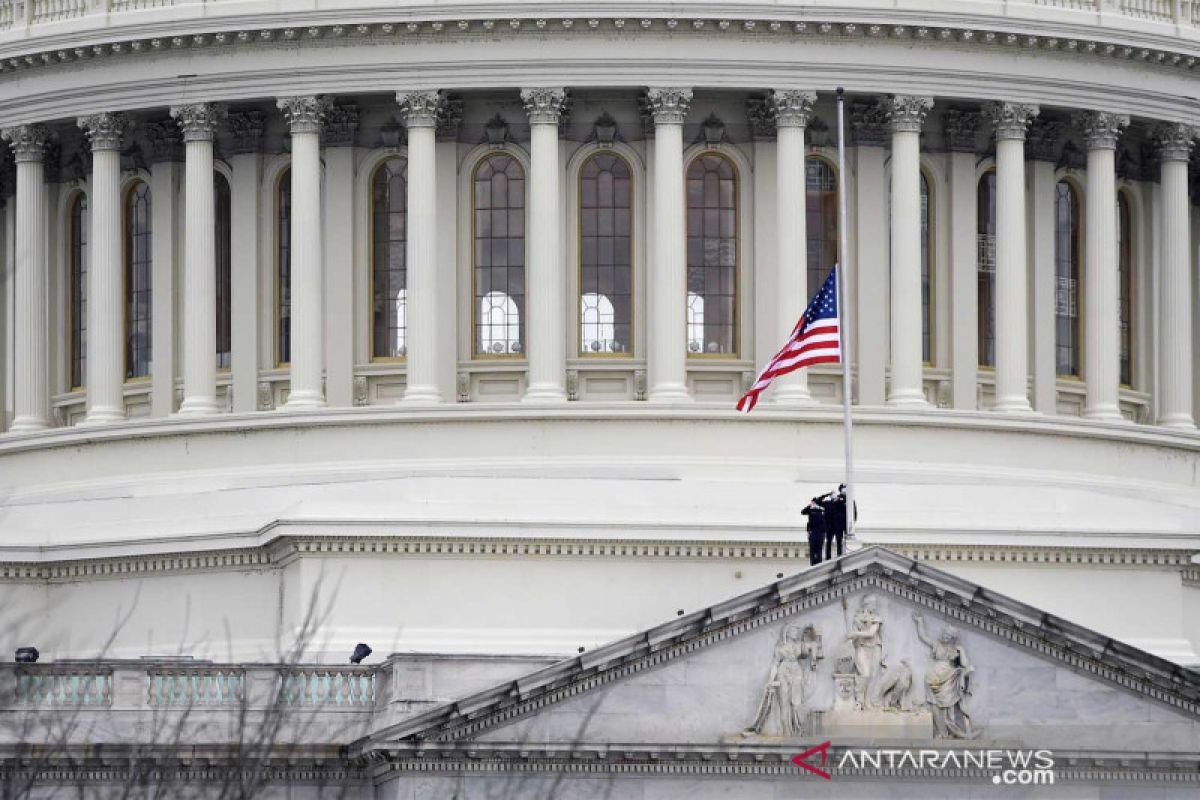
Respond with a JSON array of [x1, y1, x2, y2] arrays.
[[744, 623, 824, 738], [913, 614, 979, 739]]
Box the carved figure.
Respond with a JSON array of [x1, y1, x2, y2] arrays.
[[844, 594, 884, 708], [875, 658, 914, 712], [746, 624, 823, 737], [913, 614, 979, 739]]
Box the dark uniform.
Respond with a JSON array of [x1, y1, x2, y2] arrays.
[[822, 491, 858, 560], [801, 499, 827, 566]]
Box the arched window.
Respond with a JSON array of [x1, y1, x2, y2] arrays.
[[215, 172, 232, 370], [685, 153, 737, 355], [579, 152, 632, 355], [68, 194, 88, 390], [276, 168, 292, 365], [1054, 180, 1082, 377], [473, 154, 525, 356], [124, 181, 152, 380], [806, 157, 839, 295], [1117, 191, 1134, 387], [921, 170, 934, 365], [371, 157, 408, 359], [976, 171, 997, 368]]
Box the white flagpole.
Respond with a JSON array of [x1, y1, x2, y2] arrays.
[[835, 87, 856, 543]]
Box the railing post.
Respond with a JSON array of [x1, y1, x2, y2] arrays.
[[111, 664, 144, 709]]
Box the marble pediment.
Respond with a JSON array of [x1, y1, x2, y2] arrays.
[[360, 547, 1200, 756]]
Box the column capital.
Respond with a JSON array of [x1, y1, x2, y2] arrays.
[[227, 111, 266, 155], [1075, 110, 1130, 151], [942, 109, 982, 153], [77, 112, 130, 152], [276, 95, 332, 135], [983, 102, 1040, 141], [1153, 122, 1196, 163], [396, 90, 445, 128], [169, 102, 228, 142], [888, 95, 934, 133], [768, 90, 817, 129], [521, 88, 570, 125], [644, 87, 693, 125], [1, 124, 52, 163]]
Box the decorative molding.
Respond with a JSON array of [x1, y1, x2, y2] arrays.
[[644, 87, 693, 125], [320, 103, 359, 147], [1025, 118, 1064, 161], [941, 109, 981, 152], [396, 90, 443, 129], [983, 101, 1039, 141], [168, 102, 227, 143], [520, 87, 569, 125], [698, 112, 726, 146], [436, 95, 464, 141], [887, 94, 934, 133], [225, 110, 265, 155], [483, 114, 509, 147], [276, 95, 331, 135], [744, 96, 775, 141], [1153, 122, 1196, 163], [352, 377, 369, 407], [565, 370, 579, 401], [256, 381, 275, 411], [77, 112, 129, 152], [849, 100, 889, 147], [1, 123, 52, 163], [1075, 110, 1130, 150], [768, 89, 817, 129], [634, 369, 647, 401], [456, 372, 470, 402], [588, 112, 620, 146], [143, 120, 184, 163]]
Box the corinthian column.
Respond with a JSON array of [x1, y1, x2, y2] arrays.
[[769, 89, 818, 406], [521, 87, 569, 403], [1155, 122, 1195, 429], [984, 102, 1039, 413], [887, 95, 934, 407], [1078, 111, 1129, 421], [1, 124, 51, 432], [646, 87, 693, 403], [78, 112, 129, 425], [397, 90, 444, 404], [277, 96, 331, 410], [170, 102, 227, 416]]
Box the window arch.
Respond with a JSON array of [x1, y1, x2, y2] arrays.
[[1054, 180, 1082, 378], [215, 171, 232, 370], [68, 193, 88, 390], [371, 157, 408, 360], [976, 170, 997, 368], [124, 181, 152, 380], [920, 170, 934, 365], [276, 168, 292, 365], [1117, 190, 1134, 387], [806, 156, 839, 296], [472, 154, 525, 357], [685, 152, 738, 356], [579, 151, 632, 355]]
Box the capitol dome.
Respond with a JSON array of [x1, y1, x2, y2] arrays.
[[1, 2, 1199, 795]]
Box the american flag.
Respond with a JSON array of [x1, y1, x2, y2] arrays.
[[737, 269, 841, 413]]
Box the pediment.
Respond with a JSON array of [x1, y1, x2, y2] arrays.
[[360, 547, 1200, 756]]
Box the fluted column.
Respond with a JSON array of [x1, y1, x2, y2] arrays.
[[277, 96, 330, 410], [769, 89, 818, 406], [646, 87, 693, 403], [397, 90, 444, 404], [1155, 123, 1195, 429], [985, 102, 1039, 413], [1078, 111, 1129, 421], [78, 113, 129, 425], [1, 124, 51, 432], [887, 95, 934, 407], [521, 88, 569, 403], [170, 103, 226, 416]]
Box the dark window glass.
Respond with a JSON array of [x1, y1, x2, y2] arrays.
[[277, 169, 292, 365], [1118, 192, 1133, 387], [70, 194, 88, 390], [806, 158, 838, 299], [372, 158, 408, 359], [921, 171, 933, 365], [1054, 181, 1082, 377], [579, 152, 632, 355], [686, 153, 737, 355], [124, 182, 152, 380], [977, 171, 997, 367], [215, 172, 232, 370], [473, 154, 525, 356]]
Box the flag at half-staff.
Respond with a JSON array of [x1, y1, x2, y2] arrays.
[[737, 268, 841, 413]]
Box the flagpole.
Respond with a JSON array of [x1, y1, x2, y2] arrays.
[[835, 87, 856, 543]]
